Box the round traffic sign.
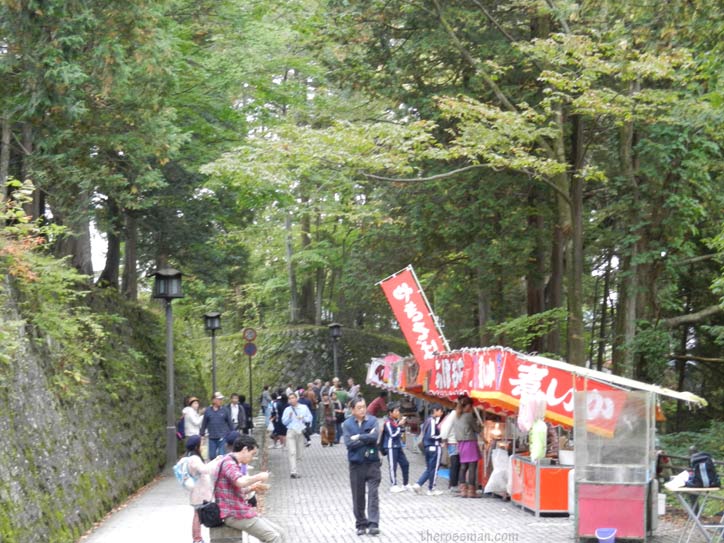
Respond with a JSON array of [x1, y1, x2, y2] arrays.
[[242, 327, 257, 342], [243, 342, 257, 357]]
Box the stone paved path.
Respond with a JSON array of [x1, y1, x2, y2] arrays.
[[78, 417, 703, 543]]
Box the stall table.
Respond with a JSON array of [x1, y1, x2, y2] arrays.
[[510, 454, 571, 516], [668, 487, 724, 543]]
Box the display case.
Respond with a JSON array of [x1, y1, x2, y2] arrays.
[[574, 390, 656, 541]]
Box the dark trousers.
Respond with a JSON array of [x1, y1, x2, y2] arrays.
[[349, 462, 381, 529], [449, 452, 460, 488], [387, 447, 409, 486], [417, 447, 442, 490]]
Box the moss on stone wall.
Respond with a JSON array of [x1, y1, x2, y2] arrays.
[[0, 283, 203, 543]]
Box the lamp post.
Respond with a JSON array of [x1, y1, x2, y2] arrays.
[[152, 267, 183, 472], [204, 312, 222, 394], [329, 323, 343, 379]]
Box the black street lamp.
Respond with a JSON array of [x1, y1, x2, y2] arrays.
[[329, 322, 343, 380], [204, 312, 222, 394], [152, 268, 183, 472]]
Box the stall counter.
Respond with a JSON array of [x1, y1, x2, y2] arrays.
[[510, 454, 571, 516]]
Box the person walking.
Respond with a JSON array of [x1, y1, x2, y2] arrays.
[[225, 393, 247, 432], [440, 399, 462, 494], [332, 391, 345, 444], [215, 434, 284, 542], [297, 389, 315, 447], [320, 392, 336, 446], [239, 394, 254, 435], [261, 385, 272, 424], [270, 391, 287, 449], [281, 392, 312, 478], [454, 396, 482, 498], [347, 377, 360, 401], [200, 391, 233, 460], [380, 402, 411, 492], [412, 404, 445, 496], [343, 397, 382, 536], [182, 397, 204, 439]]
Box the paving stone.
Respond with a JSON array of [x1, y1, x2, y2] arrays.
[[79, 415, 697, 543]]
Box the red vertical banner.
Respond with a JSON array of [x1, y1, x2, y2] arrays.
[[379, 267, 449, 386]]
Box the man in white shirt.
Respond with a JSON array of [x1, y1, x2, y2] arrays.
[[281, 392, 313, 478]]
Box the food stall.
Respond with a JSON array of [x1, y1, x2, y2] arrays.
[[376, 265, 708, 540]]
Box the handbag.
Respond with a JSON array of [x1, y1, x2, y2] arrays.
[[198, 458, 229, 528], [198, 501, 223, 528]]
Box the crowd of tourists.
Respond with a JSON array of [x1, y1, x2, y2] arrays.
[[175, 378, 482, 541]]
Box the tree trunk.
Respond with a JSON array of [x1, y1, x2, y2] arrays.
[[20, 123, 42, 220], [314, 267, 325, 325], [97, 198, 121, 289], [122, 210, 138, 300], [596, 255, 612, 371], [298, 193, 314, 323], [567, 114, 585, 366], [477, 265, 492, 346], [0, 116, 10, 204], [612, 88, 640, 376], [285, 213, 299, 323], [526, 185, 547, 353], [53, 205, 94, 276]]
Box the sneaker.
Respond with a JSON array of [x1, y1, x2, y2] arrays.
[[390, 485, 406, 493], [404, 484, 416, 492], [411, 483, 422, 494], [368, 526, 380, 536], [356, 528, 366, 536], [426, 489, 444, 496]]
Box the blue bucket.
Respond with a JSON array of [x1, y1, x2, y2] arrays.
[[595, 528, 616, 543]]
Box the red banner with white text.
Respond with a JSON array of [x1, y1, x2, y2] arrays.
[[379, 267, 448, 387], [428, 348, 625, 436]]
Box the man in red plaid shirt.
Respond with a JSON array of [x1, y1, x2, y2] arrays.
[[215, 434, 284, 542]]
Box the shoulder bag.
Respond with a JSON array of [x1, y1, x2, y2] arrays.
[[198, 458, 229, 528]]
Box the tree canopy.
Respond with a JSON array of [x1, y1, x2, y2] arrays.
[[2, 0, 723, 427]]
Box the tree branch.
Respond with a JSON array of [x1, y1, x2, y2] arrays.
[[361, 164, 572, 207], [669, 354, 724, 364], [660, 305, 724, 328]]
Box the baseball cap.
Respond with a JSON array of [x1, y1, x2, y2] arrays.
[[213, 391, 224, 400]]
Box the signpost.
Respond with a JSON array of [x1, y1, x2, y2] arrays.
[[242, 328, 257, 416]]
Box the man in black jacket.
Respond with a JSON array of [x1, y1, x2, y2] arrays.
[[343, 397, 381, 536]]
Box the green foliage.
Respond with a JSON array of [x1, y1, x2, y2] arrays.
[[660, 420, 724, 460], [488, 308, 568, 354]]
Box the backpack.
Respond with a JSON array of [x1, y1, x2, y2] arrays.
[[173, 456, 196, 491], [686, 452, 720, 488], [176, 416, 185, 440]]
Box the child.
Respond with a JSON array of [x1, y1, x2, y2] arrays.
[[413, 404, 445, 495], [381, 402, 411, 492]]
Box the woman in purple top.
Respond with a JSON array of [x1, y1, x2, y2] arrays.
[[453, 396, 482, 498]]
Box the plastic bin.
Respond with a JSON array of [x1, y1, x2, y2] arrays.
[[595, 528, 616, 543]]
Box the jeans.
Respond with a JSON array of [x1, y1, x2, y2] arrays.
[[207, 437, 225, 461]]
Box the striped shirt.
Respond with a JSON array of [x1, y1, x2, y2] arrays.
[[215, 456, 256, 520]]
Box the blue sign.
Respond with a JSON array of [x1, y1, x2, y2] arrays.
[[243, 342, 257, 357]]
